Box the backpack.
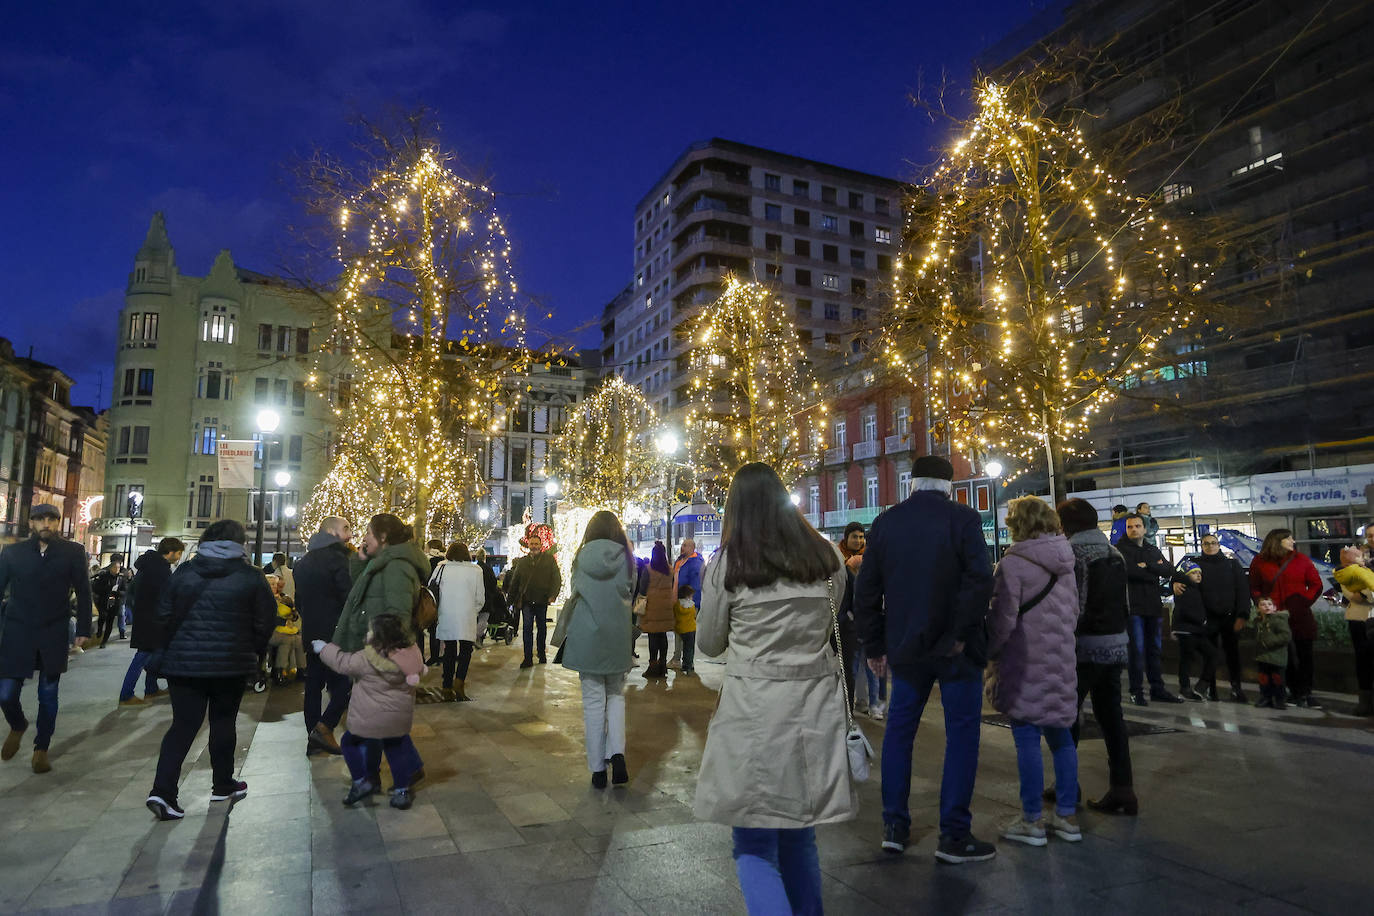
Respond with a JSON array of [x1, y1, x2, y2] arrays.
[[412, 584, 438, 633], [1080, 552, 1129, 636]]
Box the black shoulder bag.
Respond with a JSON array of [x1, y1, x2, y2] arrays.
[[1018, 573, 1060, 618]]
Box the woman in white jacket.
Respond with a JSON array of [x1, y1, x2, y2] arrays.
[[428, 543, 486, 701]]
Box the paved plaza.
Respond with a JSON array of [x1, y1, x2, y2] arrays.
[[0, 636, 1370, 915]]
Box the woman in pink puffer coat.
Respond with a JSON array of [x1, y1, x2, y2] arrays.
[[986, 496, 1082, 847]]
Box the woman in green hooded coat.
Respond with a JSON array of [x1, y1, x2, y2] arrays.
[[332, 514, 430, 653]]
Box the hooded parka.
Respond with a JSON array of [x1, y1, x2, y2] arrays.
[[319, 641, 425, 738], [638, 567, 675, 634], [986, 533, 1080, 728], [331, 540, 429, 652], [554, 540, 635, 675], [0, 535, 92, 679], [693, 547, 858, 829], [152, 544, 277, 678]]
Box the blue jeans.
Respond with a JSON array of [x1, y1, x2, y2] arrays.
[[1011, 722, 1078, 820], [0, 673, 62, 751], [340, 732, 423, 789], [732, 827, 822, 916], [1127, 615, 1166, 694], [522, 603, 548, 662], [882, 655, 984, 839], [119, 650, 161, 701], [854, 649, 886, 705]]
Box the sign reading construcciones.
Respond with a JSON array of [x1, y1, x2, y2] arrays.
[[1250, 468, 1374, 510], [217, 440, 258, 490]]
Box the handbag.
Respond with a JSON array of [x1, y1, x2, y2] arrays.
[[828, 574, 873, 782]]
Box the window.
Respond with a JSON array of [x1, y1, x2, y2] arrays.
[[795, 269, 812, 287], [792, 179, 809, 197], [875, 197, 889, 215], [292, 381, 306, 411], [824, 303, 840, 321], [794, 239, 810, 257], [851, 278, 867, 296], [862, 413, 877, 441], [131, 426, 150, 455], [852, 307, 867, 321], [288, 435, 303, 464], [1162, 183, 1193, 202], [765, 232, 782, 252], [136, 368, 154, 397], [797, 328, 813, 346], [849, 249, 865, 269], [118, 427, 130, 455], [532, 406, 549, 434], [821, 273, 840, 290], [273, 379, 288, 406], [793, 208, 810, 227], [809, 485, 820, 515], [198, 425, 217, 456], [895, 404, 910, 435], [848, 219, 865, 239], [795, 298, 812, 318], [821, 214, 838, 233], [833, 420, 847, 449], [127, 312, 158, 342], [764, 173, 781, 191], [765, 264, 782, 280], [122, 369, 135, 398], [254, 377, 268, 404], [836, 480, 848, 509], [848, 191, 863, 210], [876, 254, 891, 271], [127, 313, 140, 340], [204, 314, 229, 343], [866, 476, 879, 507], [509, 491, 526, 523], [898, 471, 912, 499], [196, 485, 213, 518], [825, 332, 840, 349], [258, 324, 273, 350], [874, 227, 891, 244], [822, 244, 838, 263], [296, 328, 310, 354], [764, 203, 782, 221], [511, 444, 528, 482], [821, 186, 837, 204], [143, 313, 158, 341], [1230, 151, 1283, 177]]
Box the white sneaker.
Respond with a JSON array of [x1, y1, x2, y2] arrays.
[[1001, 815, 1047, 846], [869, 702, 886, 721], [1047, 811, 1082, 842], [855, 700, 870, 715]]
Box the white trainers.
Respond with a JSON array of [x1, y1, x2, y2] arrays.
[[1001, 815, 1047, 846], [1048, 811, 1082, 842], [869, 702, 886, 721]]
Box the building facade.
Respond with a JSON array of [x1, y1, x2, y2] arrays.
[[604, 139, 906, 417], [102, 214, 336, 559], [981, 0, 1374, 546]]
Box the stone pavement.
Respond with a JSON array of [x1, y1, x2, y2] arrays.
[[1, 635, 1371, 915]]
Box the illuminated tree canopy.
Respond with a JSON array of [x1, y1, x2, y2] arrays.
[[550, 376, 664, 517]]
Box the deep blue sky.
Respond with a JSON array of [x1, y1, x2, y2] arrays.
[[1, 0, 1048, 408]]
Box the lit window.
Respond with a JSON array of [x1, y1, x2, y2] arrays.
[[821, 274, 840, 291], [874, 227, 892, 244], [1230, 152, 1283, 177], [1162, 183, 1193, 202]]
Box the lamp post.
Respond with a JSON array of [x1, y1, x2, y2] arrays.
[[985, 461, 1003, 563], [283, 505, 297, 557], [253, 409, 280, 566], [545, 478, 560, 522], [655, 432, 679, 555], [273, 470, 291, 557], [125, 491, 143, 568]]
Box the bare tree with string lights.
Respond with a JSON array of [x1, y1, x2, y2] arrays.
[[881, 70, 1231, 503], [684, 277, 820, 503], [550, 375, 666, 518], [298, 112, 535, 540]]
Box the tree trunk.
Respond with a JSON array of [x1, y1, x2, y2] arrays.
[[1043, 426, 1068, 507]]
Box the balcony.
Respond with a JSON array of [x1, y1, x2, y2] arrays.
[[822, 506, 888, 530], [885, 434, 915, 454], [853, 439, 879, 461], [803, 512, 821, 528], [824, 447, 847, 466]]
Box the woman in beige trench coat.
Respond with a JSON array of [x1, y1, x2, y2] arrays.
[[693, 463, 857, 915]]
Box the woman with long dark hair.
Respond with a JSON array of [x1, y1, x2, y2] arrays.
[[693, 463, 855, 914], [146, 520, 277, 820], [552, 510, 637, 787], [1249, 529, 1323, 707], [639, 541, 675, 677]]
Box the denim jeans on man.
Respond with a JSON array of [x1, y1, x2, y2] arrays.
[[732, 827, 822, 916], [1127, 615, 1166, 694], [303, 649, 352, 732], [1011, 722, 1078, 820], [119, 650, 162, 701], [521, 602, 549, 662], [882, 654, 983, 840], [0, 673, 61, 750]]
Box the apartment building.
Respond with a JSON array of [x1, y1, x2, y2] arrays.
[[980, 0, 1374, 547], [603, 139, 905, 419]]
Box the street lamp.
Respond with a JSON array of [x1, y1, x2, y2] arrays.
[[283, 505, 297, 557], [253, 409, 280, 566], [790, 493, 802, 507], [125, 491, 143, 568], [655, 432, 680, 554], [478, 507, 490, 522], [273, 470, 291, 558], [985, 461, 1004, 562]]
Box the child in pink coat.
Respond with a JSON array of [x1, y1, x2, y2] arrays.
[[314, 614, 425, 809]]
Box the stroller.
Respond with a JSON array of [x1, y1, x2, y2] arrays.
[[481, 589, 515, 646]]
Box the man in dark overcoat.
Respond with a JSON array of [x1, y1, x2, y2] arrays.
[[0, 504, 93, 773]]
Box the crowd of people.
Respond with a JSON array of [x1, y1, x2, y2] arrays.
[[1, 470, 1372, 914]]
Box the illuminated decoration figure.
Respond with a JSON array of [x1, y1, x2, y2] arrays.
[[683, 277, 820, 504], [882, 73, 1224, 502], [302, 115, 534, 539], [551, 376, 667, 518]]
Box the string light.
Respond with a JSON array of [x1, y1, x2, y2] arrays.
[[551, 376, 666, 517], [684, 277, 820, 503], [880, 75, 1213, 490]]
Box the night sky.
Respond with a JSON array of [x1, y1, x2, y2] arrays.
[[1, 0, 1048, 408]]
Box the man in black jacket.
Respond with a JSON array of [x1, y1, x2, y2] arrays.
[[508, 538, 562, 669], [1195, 534, 1252, 702], [0, 504, 94, 774], [91, 553, 128, 646], [293, 516, 355, 756], [118, 537, 185, 705], [854, 456, 996, 864], [1117, 514, 1185, 706]]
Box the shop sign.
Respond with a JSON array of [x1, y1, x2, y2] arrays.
[[1249, 468, 1374, 510]]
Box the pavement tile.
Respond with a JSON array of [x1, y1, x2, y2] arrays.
[[312, 863, 403, 912]]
